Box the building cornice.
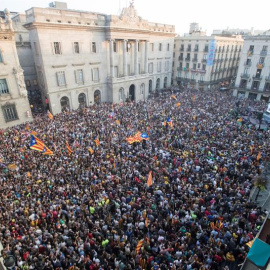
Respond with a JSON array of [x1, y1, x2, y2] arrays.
[[52, 64, 67, 68], [72, 63, 85, 66], [89, 62, 101, 65]]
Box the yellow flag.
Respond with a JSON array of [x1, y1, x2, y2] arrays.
[[116, 120, 120, 125], [88, 147, 94, 154]]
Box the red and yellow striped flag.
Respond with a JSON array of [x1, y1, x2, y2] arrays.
[[136, 239, 144, 254], [66, 141, 73, 155], [42, 146, 54, 155], [147, 171, 153, 187], [257, 152, 261, 161], [47, 110, 53, 120], [176, 102, 181, 107], [145, 217, 149, 227]]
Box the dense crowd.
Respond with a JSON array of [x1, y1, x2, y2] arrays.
[[0, 89, 269, 270]]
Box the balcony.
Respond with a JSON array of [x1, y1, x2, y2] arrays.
[[241, 73, 250, 79], [192, 58, 198, 62], [224, 58, 228, 62], [185, 57, 191, 61], [179, 57, 183, 61], [202, 59, 207, 63], [244, 61, 252, 67], [257, 63, 264, 69], [204, 48, 208, 52], [247, 50, 253, 56], [187, 47, 191, 52], [265, 76, 270, 82], [194, 47, 199, 52], [180, 47, 184, 51], [177, 67, 183, 71], [260, 50, 267, 56], [252, 75, 262, 80]]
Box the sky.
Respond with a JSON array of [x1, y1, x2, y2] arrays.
[[2, 0, 270, 35]]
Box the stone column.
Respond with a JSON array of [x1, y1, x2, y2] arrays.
[[109, 39, 114, 78], [123, 40, 127, 76], [144, 40, 148, 73], [134, 40, 138, 75]]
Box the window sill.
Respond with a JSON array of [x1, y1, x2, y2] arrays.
[[5, 118, 19, 123]]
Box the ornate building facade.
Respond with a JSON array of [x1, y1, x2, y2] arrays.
[[24, 2, 175, 114], [173, 25, 243, 90], [0, 9, 32, 128]]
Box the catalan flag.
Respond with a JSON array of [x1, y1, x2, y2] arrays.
[[237, 117, 243, 122], [47, 110, 53, 120], [257, 152, 261, 161], [94, 137, 100, 147], [42, 146, 54, 155], [31, 130, 37, 136], [30, 135, 45, 152], [136, 239, 144, 254], [66, 141, 73, 155], [88, 147, 94, 154], [26, 123, 30, 131], [147, 171, 153, 187], [115, 119, 120, 125], [133, 132, 142, 142], [246, 239, 255, 248]]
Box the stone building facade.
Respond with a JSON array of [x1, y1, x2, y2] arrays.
[[24, 2, 175, 114], [0, 9, 32, 128], [173, 28, 243, 90], [12, 13, 42, 111], [233, 35, 270, 102]]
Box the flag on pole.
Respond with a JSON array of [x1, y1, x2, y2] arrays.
[[47, 110, 53, 120], [94, 137, 100, 147], [88, 147, 94, 154], [166, 117, 173, 129], [147, 171, 153, 187], [66, 141, 73, 155]]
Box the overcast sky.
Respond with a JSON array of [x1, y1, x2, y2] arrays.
[[2, 0, 269, 35]]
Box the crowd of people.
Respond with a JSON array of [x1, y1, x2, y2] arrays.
[[0, 88, 269, 270]]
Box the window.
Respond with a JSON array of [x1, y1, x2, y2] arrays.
[[167, 43, 170, 51], [259, 57, 265, 64], [91, 42, 97, 53], [179, 62, 183, 68], [138, 42, 140, 52], [148, 63, 153, 73], [197, 63, 201, 69], [75, 69, 84, 84], [56, 71, 66, 86], [0, 79, 9, 94], [186, 63, 189, 69], [113, 41, 117, 53], [33, 79, 38, 86], [2, 104, 18, 122], [159, 43, 162, 51], [74, 42, 80, 54], [262, 45, 268, 52], [0, 51, 2, 62], [157, 62, 162, 72], [53, 42, 62, 54], [165, 61, 169, 71], [202, 64, 206, 70], [203, 54, 207, 60], [180, 44, 184, 51], [150, 43, 154, 51], [92, 68, 99, 81], [193, 63, 196, 69], [200, 76, 204, 81], [25, 80, 31, 87]]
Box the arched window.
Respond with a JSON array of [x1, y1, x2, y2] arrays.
[[78, 93, 86, 107], [140, 83, 145, 95], [156, 78, 160, 90], [94, 90, 101, 104], [60, 96, 70, 111], [164, 77, 168, 88], [149, 80, 152, 93]]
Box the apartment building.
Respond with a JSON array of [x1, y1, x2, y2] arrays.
[[23, 1, 175, 114], [233, 34, 270, 102], [173, 24, 243, 90], [0, 9, 32, 128]]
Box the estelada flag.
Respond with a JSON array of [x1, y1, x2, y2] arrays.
[[42, 146, 54, 155], [147, 171, 153, 187], [31, 130, 37, 136]]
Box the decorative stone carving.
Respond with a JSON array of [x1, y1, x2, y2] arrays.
[[13, 67, 28, 97], [120, 2, 139, 22]]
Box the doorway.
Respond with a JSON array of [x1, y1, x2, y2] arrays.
[[129, 84, 135, 101]]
